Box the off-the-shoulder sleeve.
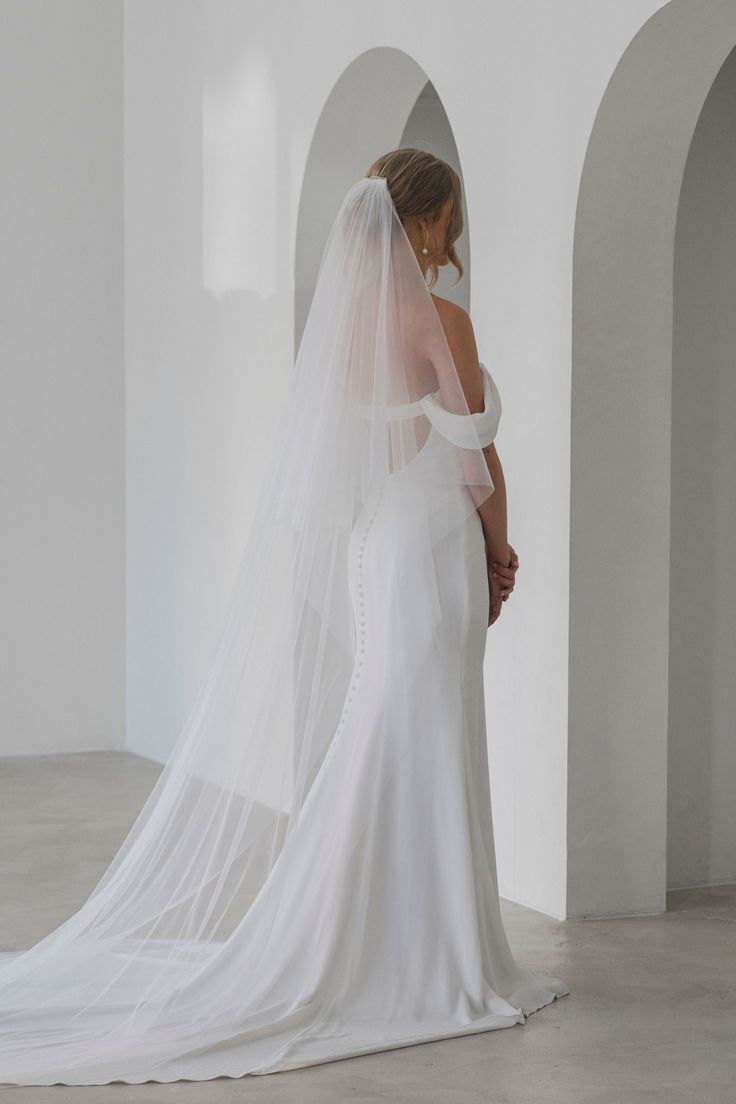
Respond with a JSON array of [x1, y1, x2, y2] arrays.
[[420, 361, 501, 448]]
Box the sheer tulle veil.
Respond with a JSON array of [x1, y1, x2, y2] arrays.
[[0, 173, 498, 1084]]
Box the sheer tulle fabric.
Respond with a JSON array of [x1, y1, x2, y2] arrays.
[[0, 176, 567, 1085]]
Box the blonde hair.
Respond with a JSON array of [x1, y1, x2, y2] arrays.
[[365, 148, 464, 290]]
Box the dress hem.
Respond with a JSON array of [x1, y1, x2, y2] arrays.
[[0, 986, 569, 1086]]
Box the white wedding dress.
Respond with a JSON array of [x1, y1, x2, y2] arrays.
[[0, 362, 568, 1085], [0, 176, 568, 1085], [211, 360, 570, 1077]]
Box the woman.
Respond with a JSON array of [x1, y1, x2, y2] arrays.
[[0, 148, 568, 1085]]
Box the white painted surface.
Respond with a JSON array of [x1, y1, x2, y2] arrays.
[[669, 46, 736, 892], [570, 0, 736, 918], [122, 0, 670, 918], [4, 0, 735, 918], [0, 0, 124, 755]]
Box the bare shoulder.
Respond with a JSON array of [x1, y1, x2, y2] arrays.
[[429, 294, 478, 359], [429, 294, 483, 409], [429, 293, 467, 327]]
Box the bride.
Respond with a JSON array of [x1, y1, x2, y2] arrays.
[[0, 147, 568, 1085]]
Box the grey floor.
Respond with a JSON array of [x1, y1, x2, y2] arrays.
[[0, 751, 733, 1103]]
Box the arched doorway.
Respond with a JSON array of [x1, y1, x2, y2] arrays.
[[295, 47, 471, 354], [570, 0, 736, 919]]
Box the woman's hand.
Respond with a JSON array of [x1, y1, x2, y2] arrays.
[[490, 544, 519, 602], [488, 576, 504, 626], [487, 544, 519, 626]]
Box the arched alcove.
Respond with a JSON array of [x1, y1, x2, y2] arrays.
[[570, 0, 736, 919], [294, 48, 471, 354], [669, 44, 736, 894]]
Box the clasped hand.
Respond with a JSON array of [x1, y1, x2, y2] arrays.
[[487, 544, 519, 627]]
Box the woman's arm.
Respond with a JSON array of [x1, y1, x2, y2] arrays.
[[429, 298, 512, 569], [477, 442, 511, 568]]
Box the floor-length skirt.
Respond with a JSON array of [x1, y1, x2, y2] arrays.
[[0, 471, 568, 1085]]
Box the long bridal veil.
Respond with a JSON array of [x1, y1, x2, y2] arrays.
[[0, 174, 498, 1084]]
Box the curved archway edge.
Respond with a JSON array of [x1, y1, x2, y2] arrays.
[[570, 0, 736, 918]]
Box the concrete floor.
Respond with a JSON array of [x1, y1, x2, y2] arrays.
[[0, 750, 733, 1103]]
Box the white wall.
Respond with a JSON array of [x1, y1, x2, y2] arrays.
[[122, 0, 676, 919], [0, 0, 124, 755], [569, 0, 736, 919], [669, 45, 736, 890], [7, 0, 730, 918]]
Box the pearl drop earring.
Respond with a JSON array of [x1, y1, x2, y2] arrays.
[[422, 229, 429, 255]]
